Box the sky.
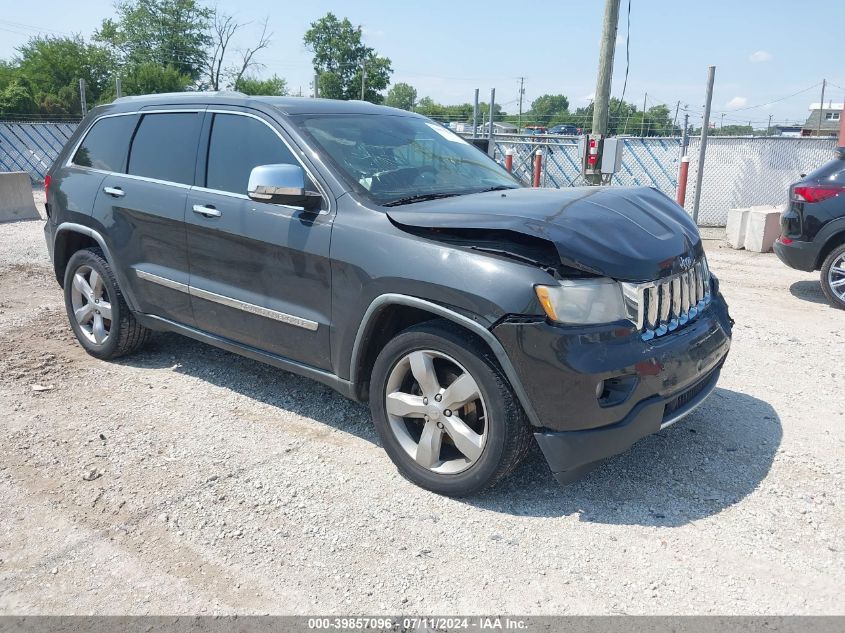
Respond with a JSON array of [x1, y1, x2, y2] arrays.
[[1, 0, 844, 128]]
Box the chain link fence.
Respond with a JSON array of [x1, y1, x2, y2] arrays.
[[491, 134, 838, 226], [684, 136, 838, 225], [0, 121, 79, 182], [0, 120, 839, 226]]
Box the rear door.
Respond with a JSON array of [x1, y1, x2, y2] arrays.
[[185, 109, 334, 370], [92, 109, 204, 324]]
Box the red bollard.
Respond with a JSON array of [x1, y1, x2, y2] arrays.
[[532, 150, 542, 187], [676, 155, 690, 207], [504, 148, 514, 173]]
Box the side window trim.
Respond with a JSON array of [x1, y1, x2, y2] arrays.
[[67, 111, 140, 172], [199, 109, 331, 213], [66, 109, 205, 189]]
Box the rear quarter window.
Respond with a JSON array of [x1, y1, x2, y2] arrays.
[[72, 115, 138, 172], [805, 155, 845, 184], [128, 112, 203, 185]]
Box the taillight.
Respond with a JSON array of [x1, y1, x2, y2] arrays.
[[44, 174, 51, 201], [792, 184, 845, 203]]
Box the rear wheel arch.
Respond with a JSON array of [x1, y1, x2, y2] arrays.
[[816, 228, 845, 269]]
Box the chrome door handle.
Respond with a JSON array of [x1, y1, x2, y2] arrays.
[[192, 204, 221, 218], [103, 186, 125, 198]]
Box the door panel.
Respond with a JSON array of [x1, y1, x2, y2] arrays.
[[185, 110, 333, 370], [185, 190, 333, 369], [92, 174, 193, 323]]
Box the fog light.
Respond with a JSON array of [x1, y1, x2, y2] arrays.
[[595, 380, 605, 399]]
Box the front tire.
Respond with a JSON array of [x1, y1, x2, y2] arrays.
[[820, 243, 845, 310], [369, 321, 532, 497], [63, 247, 151, 359]]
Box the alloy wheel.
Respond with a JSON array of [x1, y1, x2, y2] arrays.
[[384, 349, 488, 474], [828, 252, 845, 302], [70, 264, 112, 344]]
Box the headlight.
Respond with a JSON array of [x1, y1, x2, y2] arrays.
[[535, 278, 631, 325]]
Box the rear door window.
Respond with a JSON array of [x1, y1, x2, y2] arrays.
[[128, 112, 203, 185], [205, 113, 303, 195], [72, 115, 137, 172]]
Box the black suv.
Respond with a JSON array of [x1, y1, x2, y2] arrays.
[[44, 93, 732, 496], [775, 147, 845, 308]]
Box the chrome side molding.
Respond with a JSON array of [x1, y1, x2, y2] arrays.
[[135, 268, 318, 331]]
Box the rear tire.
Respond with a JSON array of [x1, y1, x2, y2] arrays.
[[63, 247, 151, 359], [820, 243, 845, 310], [369, 320, 532, 497]]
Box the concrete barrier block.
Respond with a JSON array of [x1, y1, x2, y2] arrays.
[[0, 172, 40, 223], [744, 208, 782, 253], [726, 207, 750, 249]]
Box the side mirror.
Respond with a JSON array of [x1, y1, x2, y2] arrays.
[[247, 164, 322, 211]]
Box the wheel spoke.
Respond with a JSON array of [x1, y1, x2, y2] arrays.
[[385, 391, 427, 418], [441, 372, 481, 411], [415, 420, 443, 468], [92, 313, 107, 344], [831, 266, 845, 276], [74, 303, 95, 325], [89, 269, 103, 298], [409, 351, 440, 396], [73, 273, 93, 300], [441, 415, 484, 462], [831, 278, 845, 289], [97, 300, 113, 321]]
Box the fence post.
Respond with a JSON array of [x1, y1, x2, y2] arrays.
[[504, 149, 514, 173], [487, 88, 496, 158], [532, 150, 542, 187], [676, 155, 690, 207], [79, 78, 87, 116], [692, 65, 715, 225]]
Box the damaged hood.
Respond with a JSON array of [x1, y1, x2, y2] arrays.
[[386, 186, 703, 282]]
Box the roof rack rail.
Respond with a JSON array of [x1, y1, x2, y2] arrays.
[[113, 90, 246, 103]]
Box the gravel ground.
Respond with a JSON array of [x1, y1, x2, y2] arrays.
[[0, 199, 843, 615]]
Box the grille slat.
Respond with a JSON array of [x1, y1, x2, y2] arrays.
[[624, 257, 712, 341]]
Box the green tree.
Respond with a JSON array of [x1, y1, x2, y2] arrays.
[[529, 94, 570, 126], [100, 62, 191, 101], [303, 13, 392, 102], [16, 35, 116, 114], [95, 0, 212, 82], [235, 74, 287, 96], [384, 82, 417, 110], [317, 71, 343, 99], [0, 79, 37, 116]]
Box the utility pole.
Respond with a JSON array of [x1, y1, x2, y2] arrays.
[[79, 78, 87, 116], [816, 79, 826, 136], [681, 113, 690, 155], [472, 88, 479, 138], [720, 113, 725, 130], [115, 77, 122, 99], [767, 113, 773, 136], [591, 0, 622, 139], [692, 65, 715, 226], [360, 59, 367, 101], [314, 73, 319, 98], [640, 92, 647, 136], [518, 77, 524, 130], [672, 100, 681, 131]]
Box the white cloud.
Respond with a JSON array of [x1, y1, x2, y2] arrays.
[[581, 92, 595, 102], [749, 50, 772, 63], [726, 96, 748, 109], [360, 27, 385, 38]]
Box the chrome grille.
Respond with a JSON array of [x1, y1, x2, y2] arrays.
[[623, 258, 712, 341]]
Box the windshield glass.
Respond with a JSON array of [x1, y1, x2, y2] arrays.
[[291, 114, 519, 205]]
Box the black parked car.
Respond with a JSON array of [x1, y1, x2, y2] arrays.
[[43, 93, 732, 496], [548, 124, 579, 136], [775, 148, 845, 308]]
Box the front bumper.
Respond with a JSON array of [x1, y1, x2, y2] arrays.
[[492, 292, 732, 483], [773, 237, 818, 272]]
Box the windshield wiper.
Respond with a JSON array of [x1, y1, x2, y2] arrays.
[[472, 185, 519, 193], [382, 192, 465, 207]]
